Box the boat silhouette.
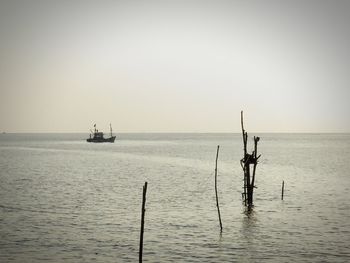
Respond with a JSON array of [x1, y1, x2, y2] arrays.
[[87, 124, 116, 143]]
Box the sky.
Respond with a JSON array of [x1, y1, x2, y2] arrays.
[[0, 0, 349, 133]]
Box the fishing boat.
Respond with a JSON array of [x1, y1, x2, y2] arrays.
[[87, 124, 116, 143]]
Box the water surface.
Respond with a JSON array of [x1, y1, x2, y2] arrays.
[[0, 133, 349, 262]]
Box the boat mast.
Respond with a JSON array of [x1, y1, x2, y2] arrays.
[[110, 123, 112, 137]]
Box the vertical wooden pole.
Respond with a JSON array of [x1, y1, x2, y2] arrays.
[[240, 111, 260, 207], [281, 181, 284, 200], [241, 111, 247, 205], [214, 145, 223, 232], [241, 111, 247, 157], [250, 136, 260, 204], [246, 159, 252, 205], [139, 182, 148, 263]]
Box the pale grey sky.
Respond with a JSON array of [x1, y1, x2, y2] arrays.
[[0, 0, 349, 133]]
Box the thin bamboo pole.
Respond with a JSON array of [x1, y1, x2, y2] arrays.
[[214, 145, 223, 232], [139, 182, 148, 263], [240, 111, 260, 207], [241, 111, 247, 205]]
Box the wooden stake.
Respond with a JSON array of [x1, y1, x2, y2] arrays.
[[281, 180, 284, 200], [250, 136, 260, 203], [241, 111, 247, 157], [241, 111, 247, 205], [214, 145, 223, 232], [240, 111, 260, 207], [139, 182, 148, 263]]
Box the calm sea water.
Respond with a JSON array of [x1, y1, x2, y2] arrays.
[[0, 133, 349, 262]]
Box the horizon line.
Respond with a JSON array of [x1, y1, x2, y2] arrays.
[[2, 131, 350, 134]]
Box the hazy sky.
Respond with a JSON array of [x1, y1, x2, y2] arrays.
[[0, 0, 349, 133]]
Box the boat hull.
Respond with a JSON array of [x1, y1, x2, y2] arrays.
[[86, 136, 116, 143]]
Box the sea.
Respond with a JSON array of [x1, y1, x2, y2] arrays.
[[0, 133, 349, 262]]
